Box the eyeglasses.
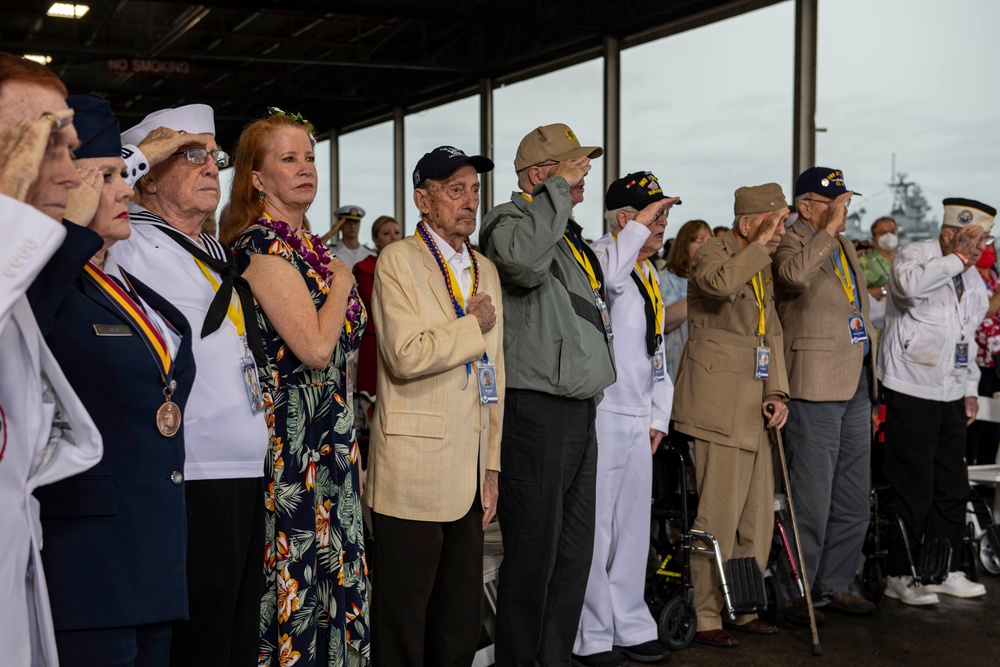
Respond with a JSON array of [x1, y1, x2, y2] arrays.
[[802, 197, 851, 210], [172, 148, 230, 169]]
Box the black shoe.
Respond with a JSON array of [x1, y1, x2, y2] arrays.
[[571, 651, 630, 667], [783, 604, 826, 628], [614, 639, 670, 662]]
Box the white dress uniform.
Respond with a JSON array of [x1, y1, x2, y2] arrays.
[[109, 207, 268, 480], [330, 242, 375, 270], [0, 197, 103, 666], [574, 222, 674, 655]]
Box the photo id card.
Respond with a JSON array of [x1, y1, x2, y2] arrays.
[[652, 350, 666, 383], [596, 293, 614, 340], [955, 342, 969, 369], [477, 362, 499, 405], [755, 346, 771, 380], [241, 355, 266, 415], [848, 314, 869, 344]]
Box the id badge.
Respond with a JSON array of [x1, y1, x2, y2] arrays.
[[241, 355, 265, 414], [848, 314, 869, 344], [346, 350, 357, 406], [755, 346, 771, 380], [595, 292, 614, 340], [955, 342, 969, 369], [477, 361, 499, 405], [652, 350, 666, 383]]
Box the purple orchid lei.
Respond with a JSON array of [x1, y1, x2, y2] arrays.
[[255, 215, 361, 326]]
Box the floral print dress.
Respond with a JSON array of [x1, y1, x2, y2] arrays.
[[234, 225, 370, 667]]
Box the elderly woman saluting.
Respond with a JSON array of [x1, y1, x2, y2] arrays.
[[27, 94, 195, 666], [219, 110, 369, 667]]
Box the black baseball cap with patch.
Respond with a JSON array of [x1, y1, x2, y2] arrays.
[[605, 171, 680, 211], [412, 145, 494, 189], [795, 166, 862, 199]]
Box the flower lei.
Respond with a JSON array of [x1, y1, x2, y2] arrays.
[[267, 106, 315, 135]]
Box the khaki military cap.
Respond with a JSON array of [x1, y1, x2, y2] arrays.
[[734, 183, 789, 215], [514, 123, 603, 171]]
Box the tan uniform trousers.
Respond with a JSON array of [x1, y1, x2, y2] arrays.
[[691, 437, 774, 631]]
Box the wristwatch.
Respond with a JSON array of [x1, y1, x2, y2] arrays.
[[879, 285, 888, 298]]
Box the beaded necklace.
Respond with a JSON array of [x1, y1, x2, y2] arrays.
[[416, 221, 480, 316]]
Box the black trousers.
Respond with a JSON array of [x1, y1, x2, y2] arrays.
[[369, 495, 484, 667], [966, 367, 1000, 465], [169, 477, 264, 667], [883, 389, 970, 576], [56, 622, 172, 667], [494, 389, 598, 667]]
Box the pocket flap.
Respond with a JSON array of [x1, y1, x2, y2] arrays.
[[384, 412, 446, 439]]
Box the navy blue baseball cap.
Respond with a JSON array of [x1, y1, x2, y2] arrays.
[[605, 171, 680, 210], [66, 94, 122, 159], [412, 146, 494, 189], [794, 166, 862, 199]]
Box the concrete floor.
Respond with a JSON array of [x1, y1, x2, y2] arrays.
[[631, 573, 1000, 667]]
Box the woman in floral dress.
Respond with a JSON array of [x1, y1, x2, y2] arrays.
[[220, 111, 369, 667]]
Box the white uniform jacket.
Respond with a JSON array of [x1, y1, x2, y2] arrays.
[[0, 197, 103, 666], [591, 224, 673, 428], [109, 206, 268, 480], [879, 237, 988, 402]]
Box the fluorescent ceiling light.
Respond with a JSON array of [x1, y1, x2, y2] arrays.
[[47, 3, 90, 19], [24, 54, 53, 65]]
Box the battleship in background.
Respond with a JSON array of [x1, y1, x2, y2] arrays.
[[844, 160, 940, 243]]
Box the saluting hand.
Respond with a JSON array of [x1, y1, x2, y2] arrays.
[[749, 209, 787, 248], [819, 191, 854, 236], [467, 293, 496, 334], [0, 110, 74, 202], [136, 127, 214, 168], [951, 225, 984, 263], [64, 167, 104, 226], [548, 157, 591, 188], [634, 197, 680, 228]]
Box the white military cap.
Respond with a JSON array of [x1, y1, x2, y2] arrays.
[[334, 205, 365, 220], [121, 103, 216, 146], [942, 197, 996, 234]]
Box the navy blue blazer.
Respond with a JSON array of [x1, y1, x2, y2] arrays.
[[28, 222, 196, 631]]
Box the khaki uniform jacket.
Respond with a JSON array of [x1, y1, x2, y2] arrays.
[[672, 230, 788, 451], [365, 235, 505, 522], [773, 220, 878, 402]]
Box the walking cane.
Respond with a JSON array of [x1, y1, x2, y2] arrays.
[[767, 405, 823, 656]]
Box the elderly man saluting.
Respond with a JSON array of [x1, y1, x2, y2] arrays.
[[110, 106, 269, 666], [480, 123, 613, 666], [672, 184, 790, 649], [366, 145, 504, 666]]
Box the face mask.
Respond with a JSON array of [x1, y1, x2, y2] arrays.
[[977, 246, 996, 269], [876, 232, 899, 251]]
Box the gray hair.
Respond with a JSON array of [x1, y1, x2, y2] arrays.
[[605, 206, 637, 233]]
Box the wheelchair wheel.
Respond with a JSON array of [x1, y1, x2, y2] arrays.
[[658, 594, 697, 651], [980, 536, 1000, 575], [760, 575, 782, 627], [861, 557, 886, 605]]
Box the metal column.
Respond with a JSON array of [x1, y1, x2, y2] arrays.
[[479, 77, 494, 216], [792, 0, 818, 187], [393, 106, 406, 233], [328, 129, 339, 230], [603, 35, 621, 233]]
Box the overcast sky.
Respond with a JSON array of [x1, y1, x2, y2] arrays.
[[218, 0, 1000, 246]]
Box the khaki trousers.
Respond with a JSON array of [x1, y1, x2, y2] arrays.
[[691, 437, 774, 631]]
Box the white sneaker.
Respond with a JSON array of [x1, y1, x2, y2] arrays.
[[884, 575, 940, 605], [924, 571, 987, 599]]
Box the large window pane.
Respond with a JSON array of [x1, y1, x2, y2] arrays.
[[817, 0, 1000, 241], [620, 2, 794, 239], [494, 59, 605, 242], [338, 122, 394, 246]]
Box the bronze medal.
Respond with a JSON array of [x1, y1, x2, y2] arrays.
[[156, 400, 182, 438]]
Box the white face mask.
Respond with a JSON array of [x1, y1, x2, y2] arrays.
[[877, 232, 899, 251]]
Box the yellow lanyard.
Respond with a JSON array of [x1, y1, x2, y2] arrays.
[[564, 235, 601, 292], [193, 259, 246, 337], [750, 272, 766, 336], [831, 243, 857, 308], [634, 259, 664, 337], [443, 259, 470, 310]]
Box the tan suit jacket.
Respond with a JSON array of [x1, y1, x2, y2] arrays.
[[365, 234, 505, 522], [672, 230, 789, 451], [773, 219, 877, 402]]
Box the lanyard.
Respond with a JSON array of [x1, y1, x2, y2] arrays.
[[634, 259, 664, 337], [83, 262, 174, 383], [564, 230, 601, 292], [750, 272, 766, 337], [194, 259, 246, 337], [830, 243, 857, 308]]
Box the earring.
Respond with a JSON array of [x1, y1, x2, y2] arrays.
[[258, 190, 265, 200]]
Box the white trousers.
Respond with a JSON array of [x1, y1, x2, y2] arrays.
[[573, 409, 658, 655]]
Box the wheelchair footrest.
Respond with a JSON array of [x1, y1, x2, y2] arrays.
[[916, 539, 952, 585], [724, 557, 767, 614]]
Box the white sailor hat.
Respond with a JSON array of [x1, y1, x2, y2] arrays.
[[942, 197, 997, 234], [120, 103, 216, 146], [334, 205, 365, 220]]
